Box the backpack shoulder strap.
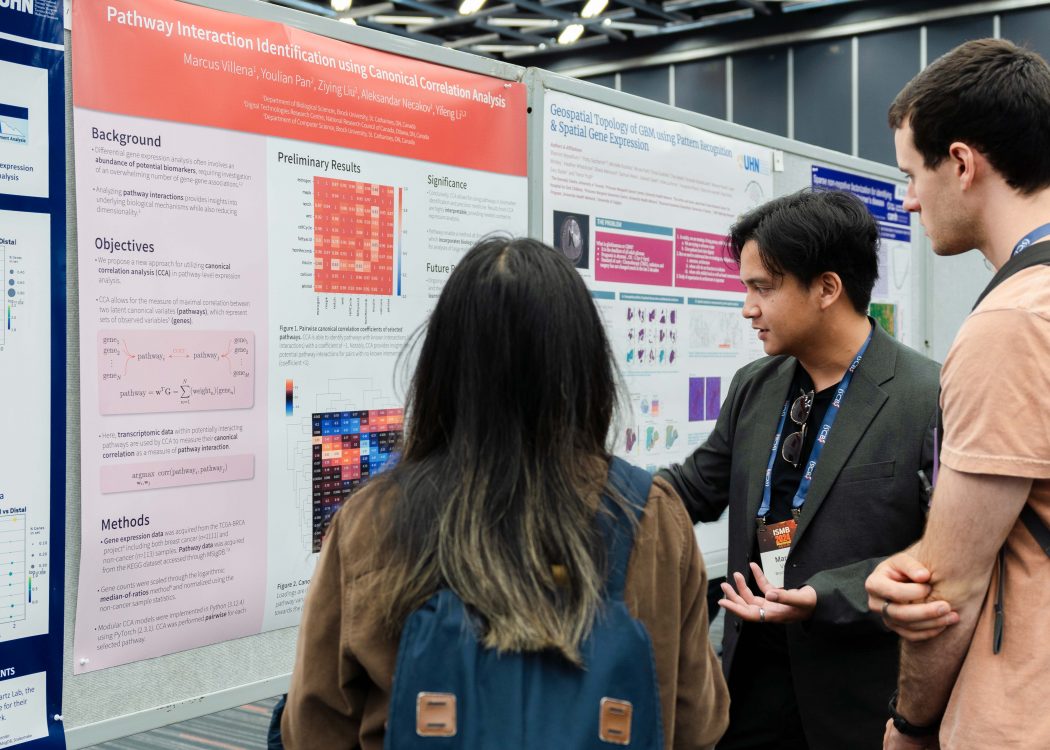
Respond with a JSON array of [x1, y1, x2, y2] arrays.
[[972, 240, 1050, 311], [601, 456, 653, 600], [1021, 504, 1050, 559]]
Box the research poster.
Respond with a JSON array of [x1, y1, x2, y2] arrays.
[[0, 0, 67, 745], [543, 91, 772, 573], [812, 166, 914, 347], [72, 0, 527, 672]]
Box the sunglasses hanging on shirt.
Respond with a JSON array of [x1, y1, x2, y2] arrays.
[[781, 388, 814, 468]]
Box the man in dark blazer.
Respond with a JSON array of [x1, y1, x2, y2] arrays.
[[659, 189, 941, 750]]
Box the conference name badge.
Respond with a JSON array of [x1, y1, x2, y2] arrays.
[[756, 518, 796, 590]]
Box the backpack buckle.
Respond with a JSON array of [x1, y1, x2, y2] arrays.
[[416, 692, 457, 737], [599, 697, 633, 745]]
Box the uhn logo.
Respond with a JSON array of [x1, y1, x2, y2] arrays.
[[0, 0, 33, 13], [741, 154, 761, 173]]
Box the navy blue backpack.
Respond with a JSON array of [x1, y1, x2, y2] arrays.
[[384, 456, 663, 749]]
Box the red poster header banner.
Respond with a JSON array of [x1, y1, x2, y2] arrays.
[[73, 0, 527, 176]]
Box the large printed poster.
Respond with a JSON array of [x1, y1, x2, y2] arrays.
[[72, 0, 527, 672], [0, 0, 67, 745], [543, 91, 772, 573]]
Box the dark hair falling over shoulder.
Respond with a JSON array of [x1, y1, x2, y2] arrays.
[[363, 235, 629, 665]]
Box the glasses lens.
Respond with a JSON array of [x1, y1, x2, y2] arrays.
[[781, 425, 806, 467], [790, 390, 814, 424]]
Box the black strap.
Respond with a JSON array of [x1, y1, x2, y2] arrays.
[[971, 239, 1050, 311], [1021, 505, 1050, 557], [601, 456, 652, 600]]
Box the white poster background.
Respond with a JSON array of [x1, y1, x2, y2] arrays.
[[0, 210, 52, 644], [542, 91, 774, 576]]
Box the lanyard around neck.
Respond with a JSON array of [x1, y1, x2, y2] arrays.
[[1012, 223, 1050, 257], [758, 327, 874, 520]]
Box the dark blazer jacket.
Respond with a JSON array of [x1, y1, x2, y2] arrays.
[[659, 324, 940, 750]]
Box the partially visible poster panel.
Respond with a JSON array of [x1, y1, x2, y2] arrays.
[[811, 166, 914, 347], [542, 90, 770, 469], [0, 0, 67, 746], [72, 0, 527, 673]]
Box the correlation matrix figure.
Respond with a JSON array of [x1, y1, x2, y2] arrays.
[[70, 0, 527, 672], [0, 0, 67, 746]]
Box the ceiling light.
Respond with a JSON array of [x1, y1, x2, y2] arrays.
[[458, 0, 487, 15], [487, 17, 560, 28], [331, 0, 352, 11], [472, 44, 540, 53], [372, 14, 437, 24], [558, 23, 585, 44], [580, 0, 608, 18]]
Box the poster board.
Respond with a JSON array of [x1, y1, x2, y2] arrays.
[[62, 0, 527, 744], [0, 0, 68, 746], [526, 71, 924, 579]]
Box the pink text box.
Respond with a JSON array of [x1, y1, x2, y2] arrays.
[[100, 454, 255, 494], [595, 232, 673, 287], [674, 229, 745, 292], [98, 330, 255, 415]]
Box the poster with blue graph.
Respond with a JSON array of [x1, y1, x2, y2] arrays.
[[0, 0, 66, 746]]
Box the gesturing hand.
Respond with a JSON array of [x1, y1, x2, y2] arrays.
[[718, 562, 817, 624]]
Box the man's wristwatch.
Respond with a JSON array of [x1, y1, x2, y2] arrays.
[[888, 690, 940, 738]]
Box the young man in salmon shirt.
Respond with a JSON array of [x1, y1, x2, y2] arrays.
[[866, 39, 1050, 750]]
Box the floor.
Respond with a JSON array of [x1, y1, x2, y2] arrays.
[[86, 697, 280, 750]]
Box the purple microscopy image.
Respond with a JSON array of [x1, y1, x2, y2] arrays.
[[705, 377, 722, 421], [689, 377, 706, 422]]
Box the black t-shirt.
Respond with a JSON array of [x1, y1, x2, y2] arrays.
[[765, 365, 836, 524]]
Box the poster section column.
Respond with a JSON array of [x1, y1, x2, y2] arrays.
[[811, 167, 913, 346], [0, 0, 67, 746], [542, 90, 770, 570], [72, 0, 527, 673]]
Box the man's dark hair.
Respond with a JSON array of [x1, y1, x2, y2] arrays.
[[889, 38, 1050, 194], [728, 189, 879, 313]]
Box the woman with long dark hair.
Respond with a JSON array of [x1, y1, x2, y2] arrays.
[[281, 236, 728, 749]]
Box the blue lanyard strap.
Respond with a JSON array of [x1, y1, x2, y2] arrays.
[[1012, 223, 1050, 256], [758, 327, 874, 520]]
